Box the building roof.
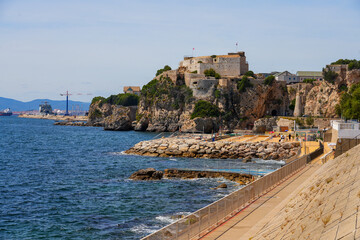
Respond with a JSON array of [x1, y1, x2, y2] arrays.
[[296, 71, 322, 77], [123, 86, 141, 92], [274, 71, 295, 77]]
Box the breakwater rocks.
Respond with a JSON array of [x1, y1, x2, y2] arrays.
[[125, 138, 301, 161], [129, 168, 254, 184], [54, 121, 89, 126]]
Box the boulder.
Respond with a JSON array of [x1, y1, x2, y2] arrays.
[[129, 168, 163, 180], [216, 183, 228, 189], [253, 117, 277, 133]]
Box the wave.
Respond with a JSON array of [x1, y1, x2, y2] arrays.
[[130, 224, 157, 235], [155, 211, 192, 224], [107, 151, 127, 155], [169, 158, 177, 161], [254, 159, 285, 165]]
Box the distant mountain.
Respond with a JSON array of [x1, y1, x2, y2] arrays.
[[0, 97, 90, 112]]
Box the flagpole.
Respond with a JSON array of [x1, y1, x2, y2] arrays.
[[236, 42, 238, 52], [192, 48, 194, 57]]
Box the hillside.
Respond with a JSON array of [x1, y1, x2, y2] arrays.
[[0, 97, 90, 111]]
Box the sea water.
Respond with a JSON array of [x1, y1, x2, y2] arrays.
[[0, 117, 282, 239]]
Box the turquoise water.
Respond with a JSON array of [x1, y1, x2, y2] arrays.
[[0, 117, 281, 239]]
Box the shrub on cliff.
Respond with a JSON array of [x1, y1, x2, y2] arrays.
[[244, 70, 256, 78], [289, 99, 296, 111], [91, 96, 105, 107], [237, 76, 253, 92], [191, 100, 220, 119], [303, 78, 316, 84], [204, 68, 221, 79], [331, 59, 360, 70], [336, 83, 360, 119], [322, 69, 338, 84], [156, 65, 172, 76], [104, 93, 139, 106], [264, 75, 275, 85]]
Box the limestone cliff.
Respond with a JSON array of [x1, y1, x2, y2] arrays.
[[88, 101, 137, 130], [287, 69, 360, 118], [135, 75, 290, 132]]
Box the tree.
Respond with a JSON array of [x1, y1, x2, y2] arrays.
[[204, 68, 221, 79], [322, 68, 338, 84], [191, 100, 220, 119], [303, 78, 316, 84], [305, 116, 314, 126], [156, 65, 172, 76], [237, 76, 253, 92], [264, 75, 275, 85], [244, 70, 256, 78], [337, 83, 360, 119]]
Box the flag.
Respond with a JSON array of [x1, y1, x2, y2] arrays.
[[193, 48, 195, 50]]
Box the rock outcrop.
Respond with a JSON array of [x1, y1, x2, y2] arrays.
[[129, 168, 163, 180], [87, 101, 137, 130], [253, 117, 277, 133]]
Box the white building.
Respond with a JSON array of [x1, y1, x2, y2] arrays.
[[274, 71, 298, 84], [331, 120, 360, 139]]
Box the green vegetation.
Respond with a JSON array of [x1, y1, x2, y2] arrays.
[[237, 76, 253, 92], [264, 75, 275, 85], [244, 70, 256, 78], [305, 116, 314, 126], [104, 93, 139, 106], [295, 117, 304, 127], [191, 100, 220, 119], [331, 59, 360, 70], [339, 84, 348, 92], [289, 99, 296, 111], [91, 96, 106, 105], [303, 78, 316, 84], [91, 94, 139, 107], [210, 55, 216, 58], [141, 76, 193, 109], [214, 89, 221, 99], [204, 68, 221, 79], [322, 68, 338, 84], [198, 61, 203, 63], [156, 65, 172, 76], [92, 108, 102, 118], [191, 70, 198, 74], [336, 83, 360, 119]]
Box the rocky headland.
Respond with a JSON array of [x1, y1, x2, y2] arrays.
[[125, 137, 300, 161]]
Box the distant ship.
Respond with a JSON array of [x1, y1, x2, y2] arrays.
[[0, 108, 12, 116]]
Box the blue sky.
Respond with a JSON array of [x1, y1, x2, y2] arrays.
[[0, 0, 359, 102]]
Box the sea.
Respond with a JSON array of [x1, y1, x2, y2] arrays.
[[0, 116, 283, 239]]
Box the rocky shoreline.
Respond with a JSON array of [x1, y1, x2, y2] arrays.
[[125, 137, 300, 161], [129, 168, 254, 185]]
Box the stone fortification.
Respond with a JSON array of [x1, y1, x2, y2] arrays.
[[180, 52, 249, 77], [125, 137, 300, 161]]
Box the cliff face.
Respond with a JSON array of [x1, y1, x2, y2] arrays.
[[135, 76, 289, 132], [287, 69, 360, 118], [88, 102, 137, 130]]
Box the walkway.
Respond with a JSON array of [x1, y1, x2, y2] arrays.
[[200, 144, 330, 240]]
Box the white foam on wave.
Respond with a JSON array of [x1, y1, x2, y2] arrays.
[[169, 158, 177, 161], [107, 151, 127, 155], [130, 224, 157, 235], [254, 159, 285, 165], [155, 216, 177, 224]]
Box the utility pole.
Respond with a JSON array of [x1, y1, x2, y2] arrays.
[[60, 91, 72, 116]]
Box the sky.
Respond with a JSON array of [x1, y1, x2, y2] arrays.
[[0, 0, 359, 102]]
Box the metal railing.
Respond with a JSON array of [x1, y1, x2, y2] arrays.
[[335, 134, 360, 157], [142, 143, 323, 240]]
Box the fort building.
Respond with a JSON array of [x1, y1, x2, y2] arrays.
[[179, 52, 249, 78]]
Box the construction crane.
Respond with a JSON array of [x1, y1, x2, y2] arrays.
[[60, 91, 92, 116]]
